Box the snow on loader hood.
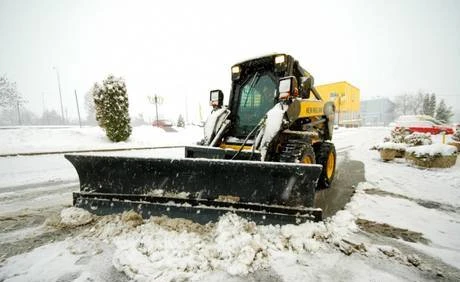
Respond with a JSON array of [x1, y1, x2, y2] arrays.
[[257, 103, 288, 161]]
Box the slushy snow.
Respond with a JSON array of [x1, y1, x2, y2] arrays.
[[60, 207, 93, 227]]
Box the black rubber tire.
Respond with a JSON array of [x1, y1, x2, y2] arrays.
[[280, 139, 316, 164], [313, 142, 336, 189]]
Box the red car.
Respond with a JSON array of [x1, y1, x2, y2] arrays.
[[394, 120, 454, 135], [152, 119, 173, 127]]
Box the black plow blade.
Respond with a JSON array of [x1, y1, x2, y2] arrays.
[[65, 154, 323, 224]]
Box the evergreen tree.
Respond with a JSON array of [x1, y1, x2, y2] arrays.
[[92, 75, 132, 142], [428, 93, 436, 117], [435, 99, 453, 123], [422, 93, 430, 115], [177, 114, 185, 127]]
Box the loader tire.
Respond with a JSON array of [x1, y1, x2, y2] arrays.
[[313, 142, 336, 189], [280, 140, 316, 164]]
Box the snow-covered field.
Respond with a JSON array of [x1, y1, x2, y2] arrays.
[[0, 126, 459, 281]]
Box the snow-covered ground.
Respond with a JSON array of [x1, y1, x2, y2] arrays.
[[0, 126, 459, 281]]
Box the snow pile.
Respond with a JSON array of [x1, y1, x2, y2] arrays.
[[77, 210, 359, 281], [406, 144, 457, 157], [80, 212, 145, 241], [60, 207, 93, 227], [110, 213, 271, 281]]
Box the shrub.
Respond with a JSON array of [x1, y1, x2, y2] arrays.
[[404, 132, 432, 146], [92, 75, 132, 142], [390, 127, 411, 143]]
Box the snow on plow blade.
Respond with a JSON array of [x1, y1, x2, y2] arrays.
[[65, 154, 323, 224]]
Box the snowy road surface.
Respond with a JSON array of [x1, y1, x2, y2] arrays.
[[0, 126, 459, 281]]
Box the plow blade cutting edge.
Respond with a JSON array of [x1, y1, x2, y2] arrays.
[[65, 154, 323, 224]]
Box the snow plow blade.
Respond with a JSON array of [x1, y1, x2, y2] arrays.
[[65, 154, 323, 224]]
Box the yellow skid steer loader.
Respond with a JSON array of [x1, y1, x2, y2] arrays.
[[66, 53, 336, 224]]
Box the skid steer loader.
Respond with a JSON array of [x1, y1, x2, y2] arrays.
[[66, 53, 336, 224]]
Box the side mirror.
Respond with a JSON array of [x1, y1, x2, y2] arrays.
[[278, 76, 298, 100], [210, 89, 224, 109]]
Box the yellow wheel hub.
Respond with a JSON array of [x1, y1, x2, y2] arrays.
[[301, 155, 313, 164], [326, 151, 335, 178]]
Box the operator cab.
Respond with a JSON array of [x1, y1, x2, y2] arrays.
[[207, 53, 323, 144]]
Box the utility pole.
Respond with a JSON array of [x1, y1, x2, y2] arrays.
[[155, 95, 159, 126], [184, 94, 189, 124], [16, 100, 22, 125], [75, 90, 82, 127], [53, 66, 65, 124]]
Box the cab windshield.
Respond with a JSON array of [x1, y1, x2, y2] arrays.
[[234, 73, 276, 136]]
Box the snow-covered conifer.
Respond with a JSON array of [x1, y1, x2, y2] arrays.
[[177, 114, 185, 127], [92, 75, 132, 142]]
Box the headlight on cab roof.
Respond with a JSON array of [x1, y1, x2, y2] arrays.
[[231, 66, 240, 74], [275, 55, 285, 64]]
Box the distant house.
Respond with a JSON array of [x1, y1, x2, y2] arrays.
[[316, 81, 360, 127], [360, 98, 395, 126]]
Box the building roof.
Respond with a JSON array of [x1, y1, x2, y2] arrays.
[[316, 81, 359, 90]]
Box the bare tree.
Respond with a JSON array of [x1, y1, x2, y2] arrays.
[[0, 75, 24, 108], [393, 93, 413, 116], [410, 92, 424, 115], [393, 92, 426, 116]]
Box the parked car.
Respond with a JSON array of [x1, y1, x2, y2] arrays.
[[393, 118, 454, 135], [152, 119, 173, 127]]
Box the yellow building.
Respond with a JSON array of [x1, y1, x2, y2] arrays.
[[315, 81, 360, 127]]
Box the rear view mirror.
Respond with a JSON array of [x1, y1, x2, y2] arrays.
[[278, 76, 298, 100], [210, 89, 224, 109]]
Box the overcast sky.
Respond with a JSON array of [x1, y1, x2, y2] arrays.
[[1, 0, 459, 122]]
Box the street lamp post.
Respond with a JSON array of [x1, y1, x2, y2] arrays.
[[154, 95, 159, 125], [53, 66, 65, 124], [75, 90, 82, 128], [148, 94, 163, 126]]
